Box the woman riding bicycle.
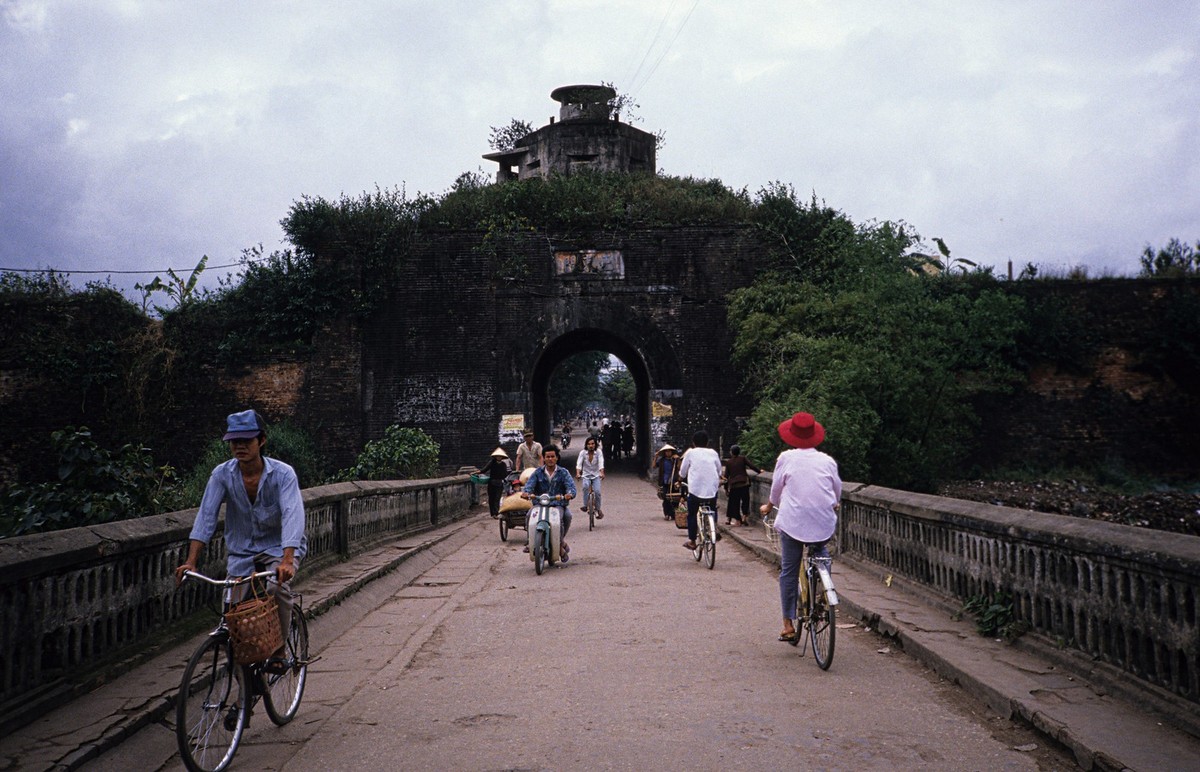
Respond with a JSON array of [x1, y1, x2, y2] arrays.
[[760, 411, 841, 644], [575, 436, 606, 519]]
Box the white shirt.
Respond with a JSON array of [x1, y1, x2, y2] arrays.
[[576, 449, 605, 477], [679, 447, 722, 499], [768, 447, 841, 543]]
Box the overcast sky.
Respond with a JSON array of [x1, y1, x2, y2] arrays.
[[2, 1, 1197, 296]]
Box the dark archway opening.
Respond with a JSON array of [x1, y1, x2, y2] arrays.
[[530, 329, 652, 473]]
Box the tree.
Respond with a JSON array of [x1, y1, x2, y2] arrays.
[[728, 207, 1024, 490], [600, 366, 636, 416], [1139, 238, 1199, 277], [550, 352, 609, 417], [488, 119, 535, 152]]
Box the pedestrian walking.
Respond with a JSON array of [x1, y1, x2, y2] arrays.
[[650, 444, 680, 520], [722, 445, 761, 526], [480, 447, 511, 518]]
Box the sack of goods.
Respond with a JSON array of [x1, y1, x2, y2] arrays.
[[498, 493, 533, 513], [225, 592, 283, 665]]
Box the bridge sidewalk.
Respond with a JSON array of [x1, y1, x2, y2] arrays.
[[721, 517, 1200, 772], [0, 516, 484, 772], [4, 506, 1199, 771]]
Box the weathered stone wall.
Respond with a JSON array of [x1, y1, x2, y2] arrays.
[[300, 225, 764, 470], [0, 475, 473, 735], [973, 279, 1200, 474]]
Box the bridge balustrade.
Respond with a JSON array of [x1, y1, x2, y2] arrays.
[[747, 475, 1199, 709], [0, 475, 472, 734]]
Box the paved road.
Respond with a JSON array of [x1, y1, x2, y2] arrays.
[[93, 466, 1073, 771]]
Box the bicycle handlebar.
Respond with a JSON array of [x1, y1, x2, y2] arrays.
[[181, 569, 276, 587]]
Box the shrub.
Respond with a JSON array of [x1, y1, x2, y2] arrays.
[[333, 425, 440, 481], [0, 427, 174, 538]]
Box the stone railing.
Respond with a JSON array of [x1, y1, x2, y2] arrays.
[[0, 475, 474, 731], [745, 474, 1199, 708]]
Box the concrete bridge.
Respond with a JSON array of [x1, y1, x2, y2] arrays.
[[1, 438, 1198, 770]]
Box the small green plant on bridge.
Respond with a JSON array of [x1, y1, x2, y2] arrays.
[[960, 591, 1028, 641]]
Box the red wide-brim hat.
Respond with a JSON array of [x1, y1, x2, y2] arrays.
[[778, 412, 825, 448]]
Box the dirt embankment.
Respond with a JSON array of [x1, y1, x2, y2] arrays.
[[937, 479, 1200, 537]]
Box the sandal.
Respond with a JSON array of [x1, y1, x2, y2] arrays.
[[683, 540, 696, 550], [778, 630, 799, 645]]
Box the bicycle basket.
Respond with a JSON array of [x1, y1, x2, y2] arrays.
[[225, 590, 282, 665], [762, 511, 779, 548]]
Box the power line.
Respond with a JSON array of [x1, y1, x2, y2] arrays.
[[625, 0, 683, 94], [0, 257, 266, 276], [630, 0, 701, 99]]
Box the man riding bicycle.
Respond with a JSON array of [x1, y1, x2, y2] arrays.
[[575, 435, 605, 519], [174, 409, 307, 664], [678, 430, 722, 551]]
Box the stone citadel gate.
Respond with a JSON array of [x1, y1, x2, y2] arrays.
[[303, 225, 768, 471]]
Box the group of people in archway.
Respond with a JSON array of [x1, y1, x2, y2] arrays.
[[589, 418, 633, 460]]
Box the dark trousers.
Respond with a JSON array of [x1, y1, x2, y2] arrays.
[[727, 485, 751, 521], [487, 481, 505, 517], [660, 483, 676, 518]]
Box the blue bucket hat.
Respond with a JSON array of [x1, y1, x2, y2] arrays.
[[223, 409, 265, 441]]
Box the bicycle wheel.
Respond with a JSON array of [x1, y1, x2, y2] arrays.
[[588, 493, 595, 531], [809, 568, 836, 670], [499, 516, 509, 541], [263, 606, 309, 725], [703, 513, 716, 570], [176, 634, 247, 772]]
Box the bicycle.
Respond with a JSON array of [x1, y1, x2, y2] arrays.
[[691, 499, 717, 569], [176, 569, 310, 772], [580, 472, 601, 530], [763, 509, 838, 669]]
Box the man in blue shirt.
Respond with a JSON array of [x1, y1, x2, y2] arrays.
[[175, 409, 307, 652], [521, 445, 576, 560]]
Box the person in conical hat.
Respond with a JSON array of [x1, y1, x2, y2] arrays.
[[760, 412, 841, 644], [480, 446, 511, 518], [650, 444, 681, 520]]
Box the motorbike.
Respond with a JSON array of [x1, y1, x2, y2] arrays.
[[527, 493, 566, 574], [561, 431, 571, 448]]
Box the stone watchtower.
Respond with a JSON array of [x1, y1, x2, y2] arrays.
[[483, 84, 657, 182]]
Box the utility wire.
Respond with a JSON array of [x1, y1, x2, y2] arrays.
[[625, 0, 683, 95], [0, 257, 266, 275], [630, 0, 701, 100]]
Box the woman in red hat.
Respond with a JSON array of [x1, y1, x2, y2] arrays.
[[760, 412, 842, 643]]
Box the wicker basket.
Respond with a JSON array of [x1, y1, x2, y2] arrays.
[[225, 592, 282, 665]]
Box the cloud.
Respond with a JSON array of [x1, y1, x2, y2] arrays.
[[0, 0, 1197, 292]]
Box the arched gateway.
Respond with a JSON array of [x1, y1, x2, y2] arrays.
[[299, 86, 765, 471], [302, 225, 764, 472]]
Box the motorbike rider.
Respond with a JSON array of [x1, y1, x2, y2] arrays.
[[521, 445, 576, 561]]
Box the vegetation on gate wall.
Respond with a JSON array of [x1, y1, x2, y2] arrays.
[[727, 184, 1027, 491], [2, 170, 1196, 533]]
